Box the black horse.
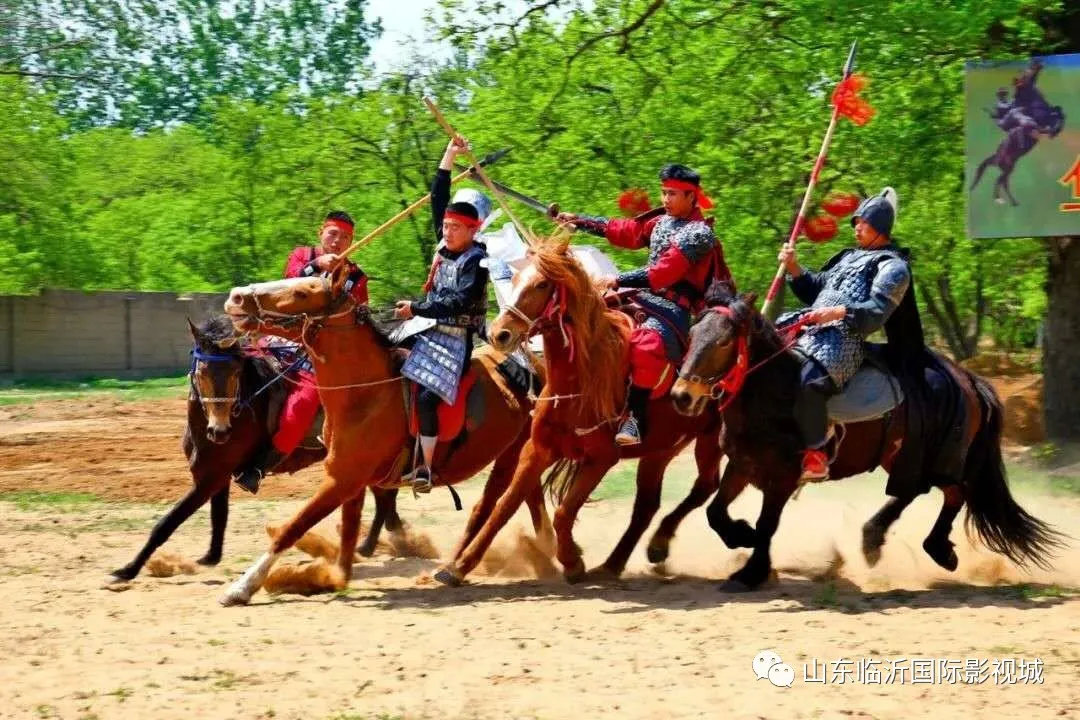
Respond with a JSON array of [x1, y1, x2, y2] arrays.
[[109, 315, 403, 582], [669, 287, 1064, 591], [969, 125, 1041, 207]]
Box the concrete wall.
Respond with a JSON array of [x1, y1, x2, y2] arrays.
[[0, 289, 229, 377]]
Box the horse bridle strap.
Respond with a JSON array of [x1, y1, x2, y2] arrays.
[[190, 348, 242, 408], [677, 306, 751, 409]]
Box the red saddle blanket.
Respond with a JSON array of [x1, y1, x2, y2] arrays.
[[408, 368, 479, 443]]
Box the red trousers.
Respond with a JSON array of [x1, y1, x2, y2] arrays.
[[628, 327, 675, 399], [271, 371, 320, 454]]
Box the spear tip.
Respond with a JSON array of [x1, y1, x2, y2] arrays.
[[843, 40, 858, 77]]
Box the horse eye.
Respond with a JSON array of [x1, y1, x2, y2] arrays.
[[537, 280, 551, 290], [295, 290, 308, 299]]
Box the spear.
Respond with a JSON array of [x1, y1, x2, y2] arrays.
[[761, 40, 861, 322], [422, 96, 537, 247], [332, 148, 508, 266]]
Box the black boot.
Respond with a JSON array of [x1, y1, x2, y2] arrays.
[[615, 386, 651, 447], [235, 444, 287, 495]]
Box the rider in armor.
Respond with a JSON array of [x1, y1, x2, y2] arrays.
[[394, 135, 491, 494], [233, 211, 368, 494], [557, 164, 734, 446], [777, 188, 913, 481]]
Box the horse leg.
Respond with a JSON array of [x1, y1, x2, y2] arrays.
[[860, 494, 916, 567], [721, 476, 797, 592], [553, 459, 618, 584], [109, 477, 222, 582], [705, 461, 755, 549], [197, 485, 230, 566], [1000, 166, 1020, 206], [358, 487, 390, 557], [594, 454, 672, 578], [220, 475, 356, 606], [647, 430, 722, 563], [969, 155, 995, 191], [337, 488, 365, 579], [436, 440, 555, 586], [922, 484, 964, 571], [448, 445, 518, 562]]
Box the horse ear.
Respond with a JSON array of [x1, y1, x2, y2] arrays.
[[187, 317, 200, 341], [739, 291, 758, 307]]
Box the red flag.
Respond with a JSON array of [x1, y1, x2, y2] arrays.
[[617, 188, 652, 216], [831, 73, 875, 126]]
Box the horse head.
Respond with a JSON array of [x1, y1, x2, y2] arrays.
[[225, 264, 356, 346], [188, 316, 245, 443], [671, 282, 758, 417]]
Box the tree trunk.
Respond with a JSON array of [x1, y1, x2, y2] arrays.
[[1044, 236, 1080, 443]]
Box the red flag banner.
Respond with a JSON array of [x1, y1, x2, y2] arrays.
[[831, 73, 875, 126]]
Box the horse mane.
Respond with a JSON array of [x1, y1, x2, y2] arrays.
[[702, 279, 785, 360], [532, 239, 630, 422]]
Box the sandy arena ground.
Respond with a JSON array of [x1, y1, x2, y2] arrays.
[[1, 395, 1079, 720]]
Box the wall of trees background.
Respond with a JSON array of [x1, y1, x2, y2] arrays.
[[3, 0, 1078, 363]]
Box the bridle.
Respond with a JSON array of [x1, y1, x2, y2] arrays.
[[189, 347, 244, 417], [241, 275, 358, 363], [677, 306, 751, 409]]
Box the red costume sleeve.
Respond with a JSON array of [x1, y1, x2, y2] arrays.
[[349, 272, 370, 305], [646, 245, 693, 291], [284, 247, 318, 279], [604, 215, 660, 250]]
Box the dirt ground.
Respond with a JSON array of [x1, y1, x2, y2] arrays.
[[1, 394, 1079, 720]]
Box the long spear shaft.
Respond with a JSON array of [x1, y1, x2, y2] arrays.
[[422, 96, 536, 246], [761, 40, 858, 321], [333, 165, 480, 266]]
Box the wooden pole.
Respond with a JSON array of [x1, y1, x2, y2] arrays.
[[422, 96, 537, 247], [333, 166, 476, 267]]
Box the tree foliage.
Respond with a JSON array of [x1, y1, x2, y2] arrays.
[[1, 0, 1077, 355]]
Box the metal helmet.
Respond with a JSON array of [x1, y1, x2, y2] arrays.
[[851, 187, 898, 237], [451, 188, 492, 222]]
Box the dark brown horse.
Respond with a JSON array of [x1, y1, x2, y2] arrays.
[[433, 238, 724, 586], [108, 315, 401, 583], [969, 125, 1041, 207], [670, 287, 1064, 590]]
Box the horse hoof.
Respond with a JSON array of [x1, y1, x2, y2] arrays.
[[646, 542, 669, 564], [218, 585, 252, 607], [433, 566, 463, 587], [563, 560, 587, 585], [718, 578, 753, 593], [108, 568, 136, 583], [196, 554, 221, 567], [923, 538, 959, 572], [356, 544, 376, 559]]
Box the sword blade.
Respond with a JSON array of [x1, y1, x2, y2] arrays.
[[452, 163, 554, 216]]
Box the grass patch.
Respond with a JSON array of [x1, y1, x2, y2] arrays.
[[0, 490, 101, 511], [0, 374, 187, 406], [1010, 583, 1077, 601], [588, 460, 638, 501], [1004, 463, 1080, 496]]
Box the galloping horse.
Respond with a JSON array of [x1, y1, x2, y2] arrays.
[[218, 267, 552, 605], [109, 316, 325, 581], [670, 286, 1063, 591], [433, 238, 724, 586]]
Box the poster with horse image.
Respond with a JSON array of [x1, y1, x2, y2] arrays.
[[966, 52, 1080, 238]]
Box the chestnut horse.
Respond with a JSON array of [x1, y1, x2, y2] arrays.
[[218, 269, 552, 605], [670, 287, 1064, 590], [433, 238, 724, 586]]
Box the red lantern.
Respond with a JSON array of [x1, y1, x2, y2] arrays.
[[821, 191, 860, 217], [617, 188, 652, 216], [803, 214, 838, 243]]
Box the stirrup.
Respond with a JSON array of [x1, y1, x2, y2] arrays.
[[412, 467, 433, 495], [234, 469, 263, 495]]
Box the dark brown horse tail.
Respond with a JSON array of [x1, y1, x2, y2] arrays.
[[542, 458, 581, 505], [963, 374, 1066, 570]]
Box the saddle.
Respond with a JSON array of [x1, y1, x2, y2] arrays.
[[826, 360, 905, 424]]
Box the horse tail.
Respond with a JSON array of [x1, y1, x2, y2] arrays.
[[962, 374, 1066, 570], [542, 458, 581, 505]]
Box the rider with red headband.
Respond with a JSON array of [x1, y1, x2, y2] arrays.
[[234, 211, 368, 494], [557, 164, 735, 445]]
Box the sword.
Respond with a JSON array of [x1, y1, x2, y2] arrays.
[[453, 163, 560, 218]]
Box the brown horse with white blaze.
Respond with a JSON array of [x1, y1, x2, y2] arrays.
[[433, 238, 724, 587], [670, 286, 1065, 591], [218, 268, 552, 605]]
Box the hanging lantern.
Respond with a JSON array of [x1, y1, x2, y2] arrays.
[[617, 188, 652, 216], [821, 190, 861, 217], [803, 214, 838, 243]]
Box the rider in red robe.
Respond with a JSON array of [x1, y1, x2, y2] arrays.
[[234, 211, 367, 494]]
